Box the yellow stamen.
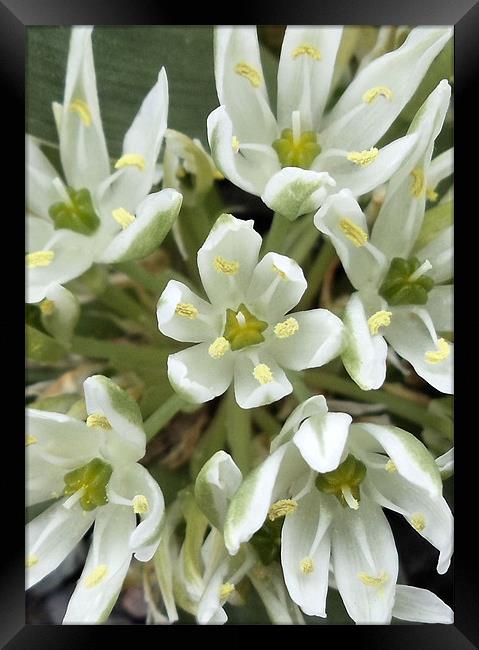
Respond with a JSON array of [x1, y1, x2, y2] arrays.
[[362, 86, 393, 103], [132, 494, 149, 515], [426, 187, 439, 202], [385, 459, 397, 473], [39, 299, 55, 316], [26, 555, 39, 568], [292, 44, 321, 60], [25, 435, 38, 447], [208, 337, 231, 359], [213, 169, 225, 180], [425, 338, 450, 364], [272, 263, 288, 280], [232, 136, 240, 153], [86, 413, 112, 430], [368, 310, 392, 335], [346, 147, 379, 167], [410, 167, 426, 197], [69, 99, 92, 126], [339, 218, 368, 247], [219, 582, 235, 601], [253, 363, 274, 385], [84, 564, 108, 588], [411, 513, 426, 532], [175, 302, 198, 319], [214, 255, 239, 275], [358, 571, 389, 587], [112, 207, 135, 230], [26, 250, 55, 268], [234, 62, 262, 88], [114, 153, 146, 172], [268, 499, 297, 521], [299, 557, 315, 574], [274, 317, 299, 339]]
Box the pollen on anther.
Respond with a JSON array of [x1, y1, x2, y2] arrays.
[[40, 299, 55, 316], [25, 435, 38, 447], [385, 459, 397, 473], [268, 498, 297, 521], [362, 86, 393, 103], [358, 571, 389, 587], [274, 317, 299, 339], [69, 99, 92, 126], [84, 564, 108, 588], [219, 582, 235, 601], [300, 557, 315, 574], [232, 136, 240, 153], [26, 555, 39, 568], [410, 168, 426, 197], [272, 263, 288, 280], [253, 363, 274, 385], [208, 337, 230, 359], [234, 62, 262, 88], [292, 44, 321, 60], [214, 256, 239, 275], [115, 153, 146, 171], [346, 147, 379, 167], [86, 413, 112, 430], [426, 187, 439, 202], [112, 207, 135, 229], [133, 494, 149, 515], [339, 219, 368, 247], [175, 302, 198, 319], [425, 338, 450, 364], [26, 250, 55, 268], [411, 513, 426, 532], [368, 311, 392, 335]]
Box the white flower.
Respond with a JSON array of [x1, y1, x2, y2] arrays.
[[223, 396, 453, 624], [25, 375, 165, 623], [26, 26, 182, 304], [207, 26, 452, 221], [156, 214, 344, 408], [314, 80, 453, 393]]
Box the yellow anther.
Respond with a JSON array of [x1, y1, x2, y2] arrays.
[[232, 136, 240, 153], [411, 513, 426, 532], [114, 153, 146, 172], [25, 435, 38, 447], [26, 555, 39, 568], [410, 168, 426, 198], [86, 414, 112, 430], [268, 498, 297, 521], [26, 250, 55, 268], [214, 255, 239, 275], [219, 582, 235, 601], [339, 218, 368, 247], [272, 263, 288, 280], [39, 299, 55, 316], [368, 310, 392, 335], [346, 147, 379, 167], [253, 363, 274, 385], [208, 337, 231, 359], [358, 571, 389, 587], [292, 44, 321, 60], [362, 86, 393, 103], [84, 564, 108, 588], [299, 557, 315, 574], [234, 62, 262, 88], [112, 207, 135, 230], [425, 338, 450, 364], [132, 494, 149, 515], [426, 187, 439, 202], [213, 169, 225, 180], [69, 99, 92, 126], [274, 317, 299, 339], [385, 459, 397, 473], [175, 302, 198, 319]]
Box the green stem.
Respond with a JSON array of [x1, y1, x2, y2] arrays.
[[71, 336, 171, 367], [305, 370, 453, 440], [144, 394, 186, 441], [297, 239, 336, 310], [288, 373, 314, 404], [225, 388, 252, 473], [262, 212, 291, 255], [252, 408, 281, 437], [190, 396, 230, 479], [96, 285, 159, 338], [118, 262, 197, 298]]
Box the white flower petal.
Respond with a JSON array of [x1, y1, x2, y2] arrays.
[[157, 280, 221, 343], [196, 558, 230, 625], [167, 343, 234, 404], [233, 351, 292, 409], [414, 226, 453, 283], [60, 26, 110, 189], [26, 136, 61, 220], [393, 585, 453, 623], [195, 451, 243, 531], [293, 412, 351, 473], [281, 490, 333, 616], [426, 285, 453, 332], [262, 167, 336, 221], [63, 503, 136, 623], [277, 27, 343, 132], [197, 213, 262, 309], [249, 564, 305, 624], [428, 147, 453, 190], [26, 501, 95, 589], [270, 395, 328, 453], [270, 308, 344, 372], [41, 283, 80, 344], [331, 496, 398, 624], [27, 215, 55, 252], [436, 448, 454, 476]]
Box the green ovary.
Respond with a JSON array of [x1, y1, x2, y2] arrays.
[[223, 303, 268, 351], [49, 187, 100, 235], [315, 454, 367, 507], [272, 128, 321, 169], [378, 257, 434, 307], [63, 457, 113, 511]]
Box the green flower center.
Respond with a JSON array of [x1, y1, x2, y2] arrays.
[[315, 454, 367, 508], [49, 187, 100, 235], [378, 257, 435, 307], [272, 128, 321, 169], [63, 457, 113, 511], [223, 303, 268, 351], [250, 516, 283, 566]]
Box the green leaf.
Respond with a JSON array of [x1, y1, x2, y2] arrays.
[[26, 324, 68, 363]]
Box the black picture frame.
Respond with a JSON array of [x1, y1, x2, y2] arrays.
[[9, 0, 475, 646]]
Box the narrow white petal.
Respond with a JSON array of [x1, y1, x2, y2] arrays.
[[195, 451, 242, 531], [41, 283, 80, 344], [233, 351, 292, 409], [270, 395, 328, 452], [293, 412, 351, 473], [426, 285, 453, 332], [393, 585, 453, 623], [26, 135, 61, 220], [414, 226, 453, 283], [27, 215, 55, 252]]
